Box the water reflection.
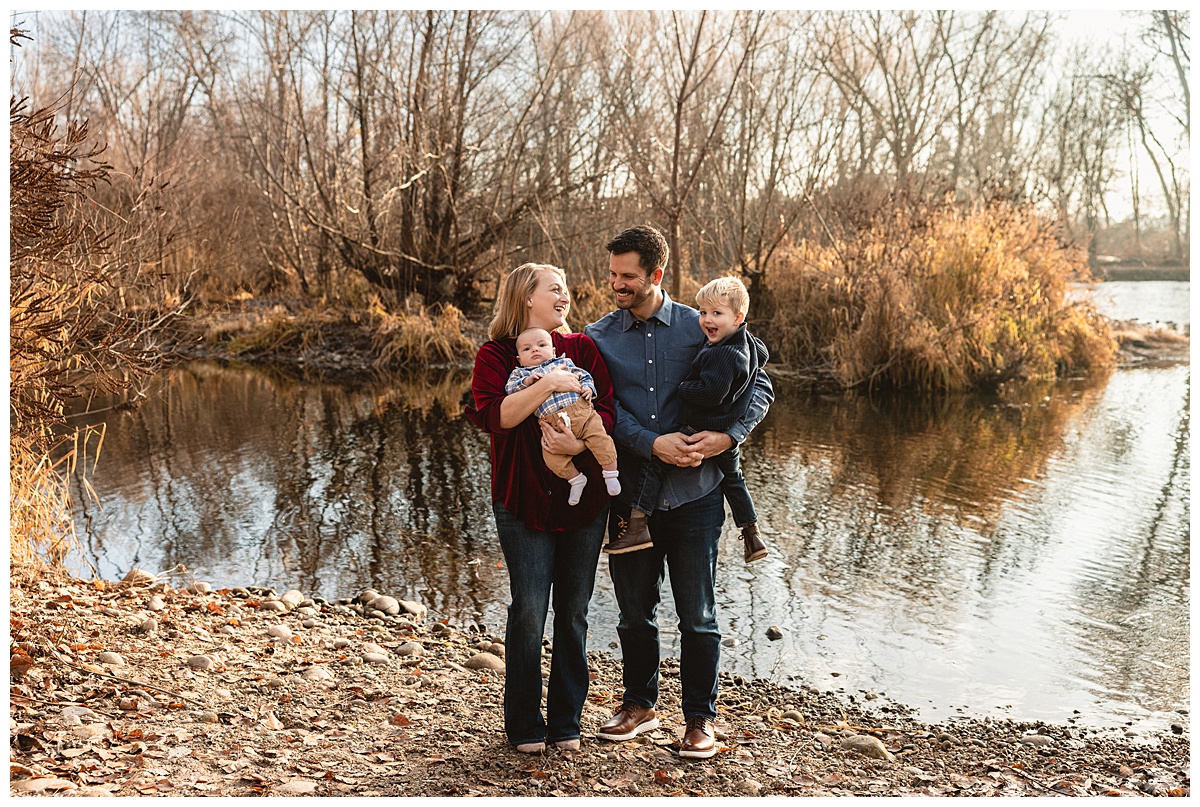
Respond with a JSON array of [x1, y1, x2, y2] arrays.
[[66, 357, 1188, 732]]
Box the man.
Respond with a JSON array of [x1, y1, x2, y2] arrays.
[[584, 224, 774, 759]]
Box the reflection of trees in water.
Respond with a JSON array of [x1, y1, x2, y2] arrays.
[[69, 363, 507, 620], [746, 378, 1109, 600]]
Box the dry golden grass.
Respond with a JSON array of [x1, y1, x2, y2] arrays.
[[9, 432, 99, 573], [369, 297, 477, 366], [764, 200, 1119, 392]]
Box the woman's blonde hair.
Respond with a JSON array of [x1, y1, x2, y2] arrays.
[[488, 263, 571, 341]]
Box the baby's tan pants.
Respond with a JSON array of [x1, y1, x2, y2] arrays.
[[539, 398, 618, 480]]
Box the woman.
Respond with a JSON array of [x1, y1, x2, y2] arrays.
[[466, 263, 615, 753]]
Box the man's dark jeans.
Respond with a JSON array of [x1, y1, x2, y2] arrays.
[[608, 486, 724, 720], [494, 502, 607, 746]]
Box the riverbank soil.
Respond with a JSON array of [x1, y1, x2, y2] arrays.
[[9, 569, 1189, 797]]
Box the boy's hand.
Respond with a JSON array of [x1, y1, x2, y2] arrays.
[[538, 368, 583, 394], [524, 373, 542, 387], [683, 430, 734, 458], [580, 387, 594, 402]]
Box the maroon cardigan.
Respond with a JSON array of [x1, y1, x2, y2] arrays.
[[466, 331, 616, 532]]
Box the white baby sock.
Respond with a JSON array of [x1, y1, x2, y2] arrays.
[[602, 469, 621, 496], [567, 473, 588, 505]]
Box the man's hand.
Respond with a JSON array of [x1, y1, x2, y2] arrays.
[[541, 420, 585, 455], [683, 430, 734, 459], [652, 432, 705, 467]]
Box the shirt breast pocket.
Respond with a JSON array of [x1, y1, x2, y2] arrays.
[[664, 347, 696, 387]]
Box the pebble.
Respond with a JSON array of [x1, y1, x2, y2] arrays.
[[61, 705, 99, 723], [218, 625, 237, 635], [259, 600, 288, 612], [280, 590, 304, 609], [188, 582, 212, 594], [147, 596, 165, 612], [362, 652, 390, 665], [137, 617, 158, 634], [396, 642, 423, 657], [399, 600, 427, 621], [118, 698, 140, 710], [362, 642, 387, 655], [303, 666, 334, 681], [1171, 722, 1184, 735], [766, 625, 784, 640], [199, 711, 220, 724], [813, 732, 835, 749], [357, 589, 382, 604], [465, 652, 505, 671], [841, 734, 896, 762], [102, 607, 121, 617], [122, 568, 156, 587], [333, 638, 352, 650], [214, 689, 234, 701], [722, 637, 739, 647], [487, 642, 505, 657], [368, 595, 401, 616], [96, 651, 125, 666], [1019, 734, 1054, 747], [268, 625, 294, 641], [297, 607, 317, 618], [740, 779, 762, 797], [276, 779, 318, 795], [302, 618, 318, 629], [187, 654, 216, 670], [782, 709, 804, 723]]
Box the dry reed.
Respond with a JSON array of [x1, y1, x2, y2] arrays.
[[764, 199, 1119, 392], [370, 298, 478, 366]]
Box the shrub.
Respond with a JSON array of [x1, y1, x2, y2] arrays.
[[764, 198, 1118, 392], [370, 298, 478, 366]]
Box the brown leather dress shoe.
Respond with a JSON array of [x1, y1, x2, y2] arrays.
[[679, 715, 718, 758], [741, 522, 767, 563], [604, 509, 654, 555], [595, 702, 659, 741]]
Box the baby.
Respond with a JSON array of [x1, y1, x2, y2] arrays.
[[505, 328, 621, 505], [605, 276, 768, 562]]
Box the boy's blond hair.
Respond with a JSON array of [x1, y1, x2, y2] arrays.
[[695, 276, 750, 317]]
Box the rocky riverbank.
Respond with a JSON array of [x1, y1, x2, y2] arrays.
[[9, 568, 1189, 797]]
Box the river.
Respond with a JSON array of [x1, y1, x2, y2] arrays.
[[62, 280, 1189, 734]]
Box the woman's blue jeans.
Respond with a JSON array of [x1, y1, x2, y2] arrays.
[[493, 502, 607, 746], [608, 486, 724, 720]]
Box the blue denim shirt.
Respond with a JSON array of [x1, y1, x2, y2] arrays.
[[585, 292, 774, 510]]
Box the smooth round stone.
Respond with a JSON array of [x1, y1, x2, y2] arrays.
[[147, 596, 165, 612], [399, 600, 427, 621], [96, 652, 125, 666], [362, 652, 389, 665], [277, 780, 318, 795], [303, 666, 333, 681], [332, 638, 352, 650], [486, 643, 505, 657], [721, 637, 739, 647], [1019, 734, 1054, 747], [122, 568, 156, 586], [362, 642, 387, 656], [101, 607, 121, 618], [218, 625, 237, 635], [396, 642, 423, 657], [72, 724, 107, 740], [259, 600, 288, 612], [188, 582, 212, 594], [357, 589, 382, 604], [137, 617, 158, 634], [766, 625, 784, 640], [280, 590, 304, 609], [187, 655, 215, 670], [214, 689, 234, 700], [841, 734, 895, 761], [297, 607, 317, 618], [61, 705, 99, 723], [464, 652, 505, 671], [302, 618, 318, 629], [368, 596, 400, 616], [199, 711, 220, 724], [267, 625, 293, 641], [782, 709, 804, 723]]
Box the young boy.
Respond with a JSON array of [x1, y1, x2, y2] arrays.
[[505, 327, 622, 505], [604, 276, 769, 562]]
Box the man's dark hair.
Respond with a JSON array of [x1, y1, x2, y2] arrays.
[[606, 225, 669, 273]]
